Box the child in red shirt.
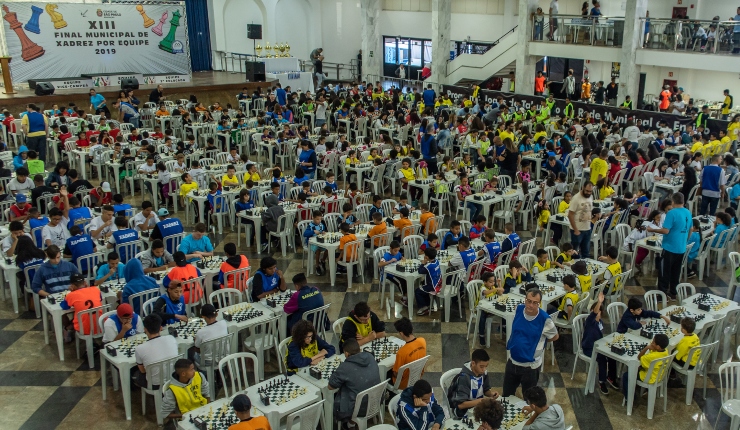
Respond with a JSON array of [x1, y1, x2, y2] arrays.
[[75, 131, 90, 148], [9, 194, 32, 221], [90, 182, 113, 206]]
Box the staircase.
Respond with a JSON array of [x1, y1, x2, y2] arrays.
[[445, 27, 519, 85]]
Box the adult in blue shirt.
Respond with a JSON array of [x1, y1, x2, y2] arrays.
[[178, 223, 214, 263], [298, 140, 318, 179], [89, 89, 110, 118], [544, 156, 566, 176], [275, 83, 287, 106], [22, 104, 48, 164], [95, 251, 125, 285], [63, 225, 97, 274], [699, 154, 726, 216], [648, 193, 692, 300], [31, 245, 79, 297], [420, 132, 438, 175], [422, 84, 436, 107], [734, 6, 740, 54]]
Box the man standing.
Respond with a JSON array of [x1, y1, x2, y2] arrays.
[[314, 95, 328, 127], [548, 0, 559, 41], [534, 71, 546, 96], [650, 193, 692, 300], [606, 78, 618, 106], [567, 182, 594, 257], [564, 69, 575, 99], [357, 49, 362, 81], [310, 47, 323, 66], [722, 89, 733, 120], [423, 84, 436, 107], [502, 289, 558, 397], [733, 6, 740, 54], [149, 85, 165, 104], [315, 55, 325, 89], [22, 104, 48, 164], [699, 154, 726, 216], [275, 83, 287, 107]]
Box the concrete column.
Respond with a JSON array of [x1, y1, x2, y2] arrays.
[[618, 0, 647, 106], [514, 0, 538, 95], [361, 0, 381, 82], [431, 0, 451, 87], [503, 0, 517, 31]]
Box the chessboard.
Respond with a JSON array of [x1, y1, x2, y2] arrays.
[[353, 224, 372, 236], [606, 334, 647, 356], [279, 202, 297, 211], [98, 278, 126, 295], [222, 304, 265, 323], [639, 320, 681, 339], [437, 250, 453, 264], [169, 318, 206, 340], [396, 259, 421, 273], [265, 291, 292, 308], [45, 291, 69, 305], [197, 256, 226, 270], [188, 404, 240, 430], [484, 295, 524, 313], [577, 260, 604, 275], [308, 356, 343, 380], [445, 416, 480, 430], [316, 232, 343, 244], [363, 338, 400, 362], [473, 193, 496, 201], [665, 307, 706, 324], [543, 269, 570, 283], [106, 334, 147, 358], [499, 398, 528, 430], [256, 376, 309, 406], [691, 294, 731, 311]]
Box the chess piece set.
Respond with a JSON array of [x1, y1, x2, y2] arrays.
[[309, 356, 342, 380], [545, 269, 569, 283], [279, 202, 297, 211], [692, 294, 729, 312], [196, 256, 225, 270], [607, 334, 647, 356], [99, 278, 126, 294], [396, 259, 421, 273], [493, 295, 524, 312], [244, 207, 266, 216], [190, 404, 240, 430], [666, 307, 706, 324], [363, 337, 400, 362], [353, 224, 371, 236], [46, 291, 68, 305], [168, 317, 206, 339], [640, 320, 680, 339], [316, 232, 342, 244], [222, 304, 264, 322], [473, 193, 496, 201], [414, 178, 434, 185], [257, 376, 307, 406], [498, 398, 528, 430], [266, 291, 291, 308], [106, 334, 147, 357]]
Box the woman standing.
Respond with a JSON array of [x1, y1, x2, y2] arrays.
[[89, 89, 110, 118], [498, 137, 520, 182]]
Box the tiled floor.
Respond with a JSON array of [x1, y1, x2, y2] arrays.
[[0, 199, 737, 430]]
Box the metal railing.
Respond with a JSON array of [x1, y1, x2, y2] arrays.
[[640, 18, 739, 54], [299, 60, 358, 82], [454, 27, 517, 57], [532, 14, 625, 47]]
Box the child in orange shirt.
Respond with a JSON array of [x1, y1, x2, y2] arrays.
[[393, 207, 413, 239], [60, 273, 103, 340], [419, 203, 435, 235], [337, 223, 359, 272], [366, 212, 388, 248]]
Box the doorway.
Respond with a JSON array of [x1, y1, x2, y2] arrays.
[[662, 79, 677, 90], [672, 7, 687, 18]]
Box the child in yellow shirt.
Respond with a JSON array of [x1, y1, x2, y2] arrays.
[[622, 334, 670, 401], [599, 246, 622, 293], [571, 260, 592, 293], [551, 274, 579, 320], [537, 200, 551, 229], [673, 318, 701, 368], [532, 249, 552, 275]]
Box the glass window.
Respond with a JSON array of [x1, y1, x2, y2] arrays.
[[384, 37, 397, 64], [410, 39, 423, 67], [423, 41, 433, 65], [398, 39, 410, 65]]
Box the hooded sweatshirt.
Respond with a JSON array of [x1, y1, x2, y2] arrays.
[[449, 361, 491, 416], [121, 258, 159, 314], [328, 351, 381, 421], [396, 387, 445, 430], [522, 404, 566, 430], [30, 259, 79, 295], [13, 145, 28, 171]]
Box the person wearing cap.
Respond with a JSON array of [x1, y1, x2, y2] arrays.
[[12, 145, 28, 171], [60, 273, 102, 342], [90, 181, 113, 207], [328, 338, 382, 423], [66, 169, 93, 196], [107, 216, 140, 261], [285, 319, 335, 375], [229, 394, 271, 430], [63, 225, 97, 274], [102, 303, 144, 343], [161, 358, 211, 422], [95, 251, 125, 285], [9, 194, 32, 223], [140, 239, 175, 274], [89, 205, 117, 240], [192, 304, 228, 366], [153, 276, 188, 326], [150, 208, 184, 253], [251, 256, 287, 302], [132, 200, 160, 235], [164, 251, 202, 303], [218, 242, 250, 289], [2, 221, 31, 257], [722, 89, 733, 120], [284, 273, 326, 334], [121, 259, 159, 315], [178, 223, 214, 263], [134, 314, 179, 388]]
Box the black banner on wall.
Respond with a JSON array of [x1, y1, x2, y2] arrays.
[[442, 85, 729, 136]]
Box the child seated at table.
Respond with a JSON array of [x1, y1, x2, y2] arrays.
[[621, 333, 670, 402], [339, 203, 360, 227], [500, 223, 520, 253], [419, 233, 439, 253], [686, 220, 701, 278], [325, 172, 338, 192], [531, 249, 552, 275], [60, 273, 103, 342], [475, 272, 500, 345], [548, 275, 579, 320], [501, 260, 531, 293], [712, 212, 732, 247], [414, 247, 442, 317], [469, 215, 487, 240], [336, 223, 359, 273], [366, 212, 388, 248], [393, 194, 413, 214], [442, 220, 464, 250], [285, 320, 335, 375], [379, 240, 407, 301], [598, 246, 622, 293], [479, 229, 501, 272], [571, 260, 592, 293], [554, 243, 578, 268], [393, 208, 413, 240], [160, 358, 210, 423], [303, 211, 328, 275], [617, 297, 671, 333], [418, 203, 435, 235], [673, 318, 700, 370]]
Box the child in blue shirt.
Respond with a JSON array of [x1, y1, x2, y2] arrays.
[[617, 297, 671, 333], [379, 241, 407, 302], [207, 183, 227, 214], [712, 212, 731, 247], [686, 219, 701, 278], [303, 211, 328, 275], [729, 182, 740, 210], [95, 251, 126, 285], [325, 172, 338, 192]]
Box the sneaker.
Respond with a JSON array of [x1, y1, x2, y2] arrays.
[[479, 337, 487, 347], [667, 295, 677, 303], [315, 265, 324, 276], [416, 306, 430, 316], [401, 296, 408, 307], [599, 382, 609, 395], [63, 329, 74, 343], [260, 243, 269, 252], [687, 270, 697, 279], [606, 378, 619, 390]]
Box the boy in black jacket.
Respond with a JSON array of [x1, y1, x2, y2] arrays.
[[449, 349, 499, 418], [340, 301, 386, 352], [581, 292, 618, 394], [617, 297, 671, 333], [395, 379, 445, 430]]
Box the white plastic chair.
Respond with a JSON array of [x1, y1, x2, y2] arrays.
[[348, 379, 389, 430], [606, 302, 627, 334], [624, 353, 676, 419], [302, 303, 331, 341], [716, 361, 740, 430], [337, 239, 364, 289], [286, 400, 325, 430], [676, 283, 696, 305], [440, 368, 461, 409], [127, 289, 159, 314], [671, 341, 717, 406], [644, 290, 667, 312], [402, 235, 423, 261], [218, 352, 260, 398], [387, 355, 430, 394], [197, 332, 237, 399], [568, 314, 594, 394], [466, 281, 499, 347], [710, 228, 734, 271], [268, 212, 296, 257], [332, 317, 347, 352], [242, 314, 280, 380], [728, 252, 740, 300], [75, 304, 110, 369], [437, 269, 466, 323]]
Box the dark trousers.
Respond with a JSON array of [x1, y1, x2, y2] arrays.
[[658, 249, 683, 296], [584, 349, 617, 382], [95, 106, 112, 118], [502, 359, 539, 398], [551, 224, 563, 243], [424, 157, 438, 174], [700, 195, 719, 216], [25, 135, 47, 164], [571, 228, 592, 257]]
